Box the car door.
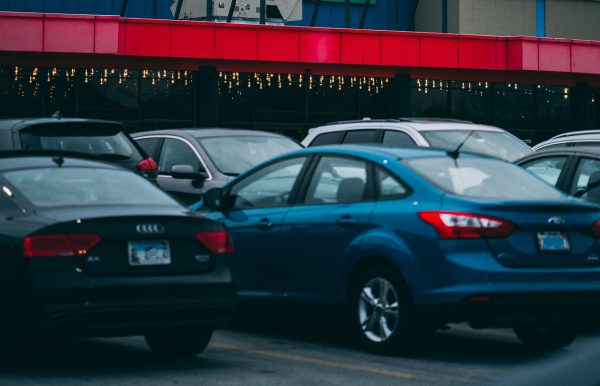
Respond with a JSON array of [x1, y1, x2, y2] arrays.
[[216, 156, 310, 297], [281, 155, 376, 301], [519, 154, 572, 191], [567, 156, 600, 204], [156, 137, 212, 205]]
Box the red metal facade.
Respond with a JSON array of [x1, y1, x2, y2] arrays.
[[1, 12, 600, 85]]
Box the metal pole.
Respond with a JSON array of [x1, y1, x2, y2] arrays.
[[358, 0, 371, 29], [152, 0, 158, 18], [174, 0, 184, 19], [310, 0, 322, 26], [227, 0, 238, 22], [120, 0, 129, 16], [259, 0, 266, 24], [441, 0, 447, 33], [344, 0, 350, 28], [409, 0, 419, 31], [206, 0, 214, 21]]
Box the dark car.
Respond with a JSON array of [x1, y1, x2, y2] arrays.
[[131, 128, 302, 205], [199, 145, 600, 353], [517, 147, 600, 205], [0, 153, 235, 357], [0, 116, 158, 179]]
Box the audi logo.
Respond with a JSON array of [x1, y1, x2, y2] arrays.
[[136, 224, 165, 234]]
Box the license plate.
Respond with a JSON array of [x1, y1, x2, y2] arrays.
[[128, 240, 171, 266], [537, 231, 570, 251]]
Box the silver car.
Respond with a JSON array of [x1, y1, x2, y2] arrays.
[[532, 130, 600, 151]]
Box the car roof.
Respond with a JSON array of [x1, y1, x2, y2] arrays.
[[131, 128, 291, 139], [308, 118, 506, 135], [517, 146, 600, 163], [548, 130, 600, 140], [0, 117, 122, 133], [0, 152, 123, 172]]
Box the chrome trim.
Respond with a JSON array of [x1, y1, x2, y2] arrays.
[[135, 223, 165, 234], [134, 135, 213, 180]]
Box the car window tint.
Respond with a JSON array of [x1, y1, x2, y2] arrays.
[[135, 137, 161, 157], [382, 131, 417, 147], [375, 167, 409, 199], [304, 157, 368, 204], [230, 157, 306, 209], [310, 132, 343, 147], [570, 157, 600, 204], [158, 138, 203, 175], [521, 156, 568, 186], [342, 130, 378, 144]]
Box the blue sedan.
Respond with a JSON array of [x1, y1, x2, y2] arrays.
[[199, 145, 600, 353]]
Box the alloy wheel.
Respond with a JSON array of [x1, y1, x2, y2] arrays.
[[358, 277, 400, 343]]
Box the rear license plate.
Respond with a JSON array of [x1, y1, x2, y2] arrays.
[[537, 231, 570, 251], [128, 240, 171, 266]]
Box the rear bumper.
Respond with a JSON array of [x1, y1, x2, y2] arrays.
[[13, 283, 236, 337]]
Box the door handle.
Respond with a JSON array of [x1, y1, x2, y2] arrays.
[[256, 218, 274, 230], [336, 215, 357, 227]]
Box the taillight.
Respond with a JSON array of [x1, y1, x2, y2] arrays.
[[419, 211, 514, 239], [23, 234, 101, 257], [137, 157, 158, 172], [196, 231, 234, 254], [592, 220, 600, 238]]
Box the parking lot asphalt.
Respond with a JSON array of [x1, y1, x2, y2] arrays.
[[0, 318, 598, 385]]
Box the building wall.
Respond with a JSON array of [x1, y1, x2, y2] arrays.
[[546, 0, 600, 40], [457, 0, 536, 36]]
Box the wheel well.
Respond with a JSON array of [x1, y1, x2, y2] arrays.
[[346, 256, 411, 302]]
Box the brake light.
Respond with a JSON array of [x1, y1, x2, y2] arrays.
[[592, 220, 600, 238], [23, 234, 101, 257], [137, 157, 158, 172], [196, 231, 234, 254], [419, 211, 514, 239]]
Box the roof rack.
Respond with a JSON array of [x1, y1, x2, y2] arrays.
[[324, 118, 403, 126], [398, 117, 473, 124], [549, 130, 600, 140]]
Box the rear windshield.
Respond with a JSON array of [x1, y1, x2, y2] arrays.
[[3, 167, 180, 208], [404, 157, 564, 200], [420, 130, 532, 161], [20, 131, 140, 159], [197, 136, 301, 176]]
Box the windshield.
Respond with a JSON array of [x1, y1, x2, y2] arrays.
[[3, 167, 180, 208], [20, 132, 138, 159], [420, 130, 532, 161], [405, 157, 565, 200], [197, 136, 301, 175]]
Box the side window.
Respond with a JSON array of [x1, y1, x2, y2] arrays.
[[570, 157, 600, 204], [158, 138, 203, 175], [309, 132, 343, 147], [135, 137, 161, 158], [382, 131, 417, 147], [521, 156, 568, 186], [342, 130, 378, 144], [375, 167, 409, 199], [229, 157, 307, 209], [304, 156, 369, 204]]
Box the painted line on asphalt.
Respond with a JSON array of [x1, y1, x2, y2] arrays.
[[211, 341, 413, 380]]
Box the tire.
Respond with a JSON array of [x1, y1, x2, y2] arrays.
[[350, 265, 420, 354], [513, 323, 577, 351], [145, 330, 213, 357]]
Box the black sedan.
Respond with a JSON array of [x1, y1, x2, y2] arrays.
[[517, 147, 600, 205], [0, 153, 235, 357]]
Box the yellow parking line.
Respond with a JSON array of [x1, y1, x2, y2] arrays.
[[211, 341, 413, 380]]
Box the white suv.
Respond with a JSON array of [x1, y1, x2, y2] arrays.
[[532, 130, 600, 151], [302, 118, 532, 162]]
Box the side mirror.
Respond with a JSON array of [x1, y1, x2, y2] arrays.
[[203, 187, 224, 210], [171, 164, 208, 180]]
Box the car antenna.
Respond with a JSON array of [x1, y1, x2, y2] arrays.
[[447, 130, 475, 160], [52, 155, 64, 167], [52, 110, 62, 119]]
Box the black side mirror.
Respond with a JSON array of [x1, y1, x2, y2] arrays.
[[171, 164, 208, 180], [203, 187, 224, 210]]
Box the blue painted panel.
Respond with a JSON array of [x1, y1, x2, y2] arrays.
[[536, 0, 545, 37], [45, 0, 79, 13]]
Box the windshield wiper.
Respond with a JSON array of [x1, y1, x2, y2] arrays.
[[447, 130, 475, 160]]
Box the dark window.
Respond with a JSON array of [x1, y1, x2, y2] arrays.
[[375, 167, 409, 199], [521, 156, 568, 186], [342, 130, 378, 144], [573, 141, 600, 147], [309, 132, 343, 147], [304, 156, 369, 204], [229, 157, 307, 209], [135, 137, 162, 158], [158, 138, 203, 175], [382, 131, 417, 147]]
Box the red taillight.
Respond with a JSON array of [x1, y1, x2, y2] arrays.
[[592, 220, 600, 238], [419, 211, 514, 239], [137, 157, 158, 172], [195, 231, 234, 254], [23, 234, 101, 257]]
